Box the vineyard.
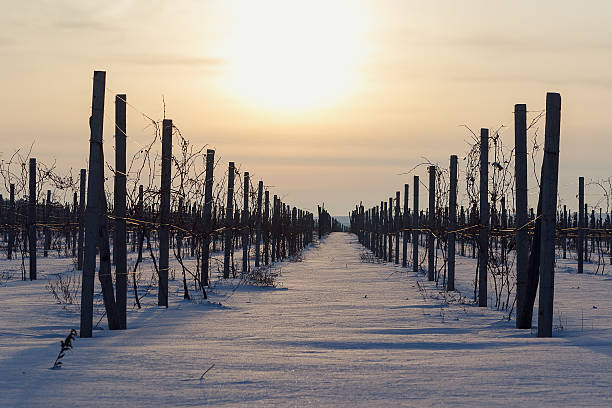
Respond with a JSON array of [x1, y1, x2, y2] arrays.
[[348, 94, 612, 336], [1, 73, 611, 407]]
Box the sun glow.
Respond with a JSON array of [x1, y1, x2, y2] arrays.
[[217, 1, 370, 113]]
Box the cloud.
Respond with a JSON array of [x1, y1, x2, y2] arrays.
[[53, 18, 113, 31], [115, 53, 224, 67], [566, 77, 612, 90], [448, 73, 612, 90], [447, 32, 612, 54], [449, 34, 526, 50]]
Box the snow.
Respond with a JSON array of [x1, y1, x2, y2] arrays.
[[0, 232, 611, 407]]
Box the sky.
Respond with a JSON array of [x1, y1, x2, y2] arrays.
[[1, 0, 612, 215]]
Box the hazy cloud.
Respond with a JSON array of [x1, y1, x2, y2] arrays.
[[53, 18, 114, 31], [449, 73, 612, 90], [449, 34, 526, 50], [448, 33, 612, 53], [115, 53, 224, 67]]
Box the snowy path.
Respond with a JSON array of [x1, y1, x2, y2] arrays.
[[1, 233, 611, 407]]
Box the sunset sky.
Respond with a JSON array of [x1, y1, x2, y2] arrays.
[[1, 0, 612, 214]]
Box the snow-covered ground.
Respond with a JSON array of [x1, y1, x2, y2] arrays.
[[0, 233, 611, 407]]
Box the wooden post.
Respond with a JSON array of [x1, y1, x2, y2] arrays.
[[413, 176, 419, 272], [317, 204, 322, 240], [223, 162, 235, 278], [578, 177, 584, 274], [395, 191, 400, 264], [388, 197, 393, 262], [7, 184, 15, 260], [471, 204, 477, 259], [373, 206, 382, 258], [448, 155, 458, 291], [80, 71, 105, 338], [72, 192, 78, 257], [479, 128, 489, 307], [279, 201, 284, 259], [384, 201, 389, 259], [460, 206, 465, 256], [280, 202, 286, 258], [114, 94, 127, 328], [365, 208, 370, 249], [382, 201, 387, 260], [264, 190, 270, 265], [28, 158, 37, 280], [44, 189, 50, 257], [291, 206, 297, 255], [402, 184, 409, 267], [514, 104, 530, 328], [428, 166, 435, 281], [274, 197, 279, 262], [255, 180, 263, 267], [378, 205, 383, 259], [77, 169, 86, 270], [501, 196, 507, 266], [538, 92, 561, 338], [64, 202, 70, 255], [372, 207, 377, 255], [242, 171, 250, 274], [158, 119, 172, 307], [562, 205, 567, 259], [584, 203, 588, 261], [176, 198, 185, 296], [201, 149, 215, 286], [137, 185, 144, 266], [366, 208, 370, 249]]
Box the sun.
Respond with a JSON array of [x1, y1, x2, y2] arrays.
[[217, 1, 370, 113]]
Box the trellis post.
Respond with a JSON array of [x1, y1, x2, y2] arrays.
[[402, 183, 409, 267], [28, 158, 37, 280], [201, 149, 215, 286], [223, 162, 235, 278], [242, 171, 250, 274], [255, 180, 263, 267], [158, 119, 172, 307], [578, 177, 584, 274], [447, 155, 458, 291], [538, 93, 561, 338], [515, 104, 530, 327], [77, 169, 86, 270], [428, 166, 435, 281], [80, 71, 106, 338], [114, 93, 127, 327], [478, 128, 489, 307]]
